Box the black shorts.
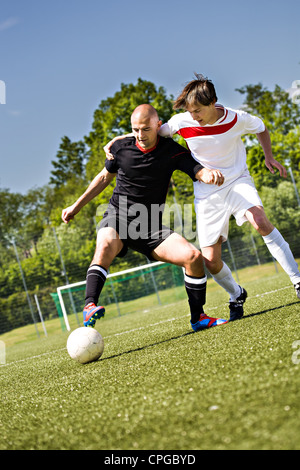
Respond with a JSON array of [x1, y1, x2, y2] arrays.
[[99, 204, 174, 260]]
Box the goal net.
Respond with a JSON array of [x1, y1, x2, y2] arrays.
[[56, 261, 186, 331]]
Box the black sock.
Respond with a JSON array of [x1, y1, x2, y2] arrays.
[[85, 264, 107, 306], [184, 272, 207, 324]]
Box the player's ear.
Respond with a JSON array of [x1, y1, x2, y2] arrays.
[[157, 120, 163, 130]]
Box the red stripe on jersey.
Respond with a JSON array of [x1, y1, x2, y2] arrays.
[[177, 113, 237, 138], [170, 151, 188, 159]]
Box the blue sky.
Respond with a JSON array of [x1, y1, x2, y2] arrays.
[[0, 0, 299, 194]]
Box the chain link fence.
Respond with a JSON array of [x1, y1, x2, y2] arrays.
[[1, 223, 299, 338]]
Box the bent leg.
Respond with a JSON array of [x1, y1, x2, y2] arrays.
[[151, 232, 204, 277], [245, 205, 274, 236], [151, 233, 227, 329], [91, 227, 124, 270], [85, 227, 124, 309], [201, 239, 241, 300], [246, 206, 300, 285]]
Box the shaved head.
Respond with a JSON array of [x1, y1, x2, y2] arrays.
[[131, 104, 162, 151], [131, 104, 159, 122]]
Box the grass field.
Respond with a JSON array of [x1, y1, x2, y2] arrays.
[[1, 263, 300, 451]]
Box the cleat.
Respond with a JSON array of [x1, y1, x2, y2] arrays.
[[83, 303, 105, 327], [190, 313, 228, 332], [229, 286, 247, 321], [294, 282, 300, 300]]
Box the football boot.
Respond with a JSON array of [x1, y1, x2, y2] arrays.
[[83, 303, 105, 327], [190, 313, 228, 332], [229, 286, 248, 321]]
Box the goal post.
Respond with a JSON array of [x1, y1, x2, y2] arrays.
[[56, 261, 185, 331]]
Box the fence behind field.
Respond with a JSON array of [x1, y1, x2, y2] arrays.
[[0, 226, 299, 337]]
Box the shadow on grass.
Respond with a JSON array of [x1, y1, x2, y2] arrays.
[[100, 300, 300, 362], [101, 330, 194, 362], [243, 300, 300, 320]]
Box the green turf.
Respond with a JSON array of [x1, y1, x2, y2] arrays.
[[1, 267, 300, 450]]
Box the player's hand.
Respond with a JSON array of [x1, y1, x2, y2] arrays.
[[197, 168, 224, 186], [265, 157, 287, 178], [103, 133, 133, 160], [61, 205, 77, 224], [103, 139, 115, 160]]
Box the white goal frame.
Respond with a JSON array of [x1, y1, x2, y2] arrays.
[[57, 261, 165, 331]]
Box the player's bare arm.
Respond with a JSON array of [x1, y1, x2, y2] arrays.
[[196, 168, 224, 186], [62, 168, 116, 223], [256, 128, 287, 178]]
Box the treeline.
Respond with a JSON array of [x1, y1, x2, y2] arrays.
[[1, 78, 300, 333]]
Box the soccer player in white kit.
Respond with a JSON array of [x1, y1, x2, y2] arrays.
[[158, 74, 300, 320]]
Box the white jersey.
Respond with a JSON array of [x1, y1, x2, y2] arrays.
[[160, 106, 265, 199]]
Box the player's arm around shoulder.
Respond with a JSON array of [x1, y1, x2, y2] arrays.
[[61, 168, 116, 224], [169, 139, 225, 187], [103, 133, 134, 160]]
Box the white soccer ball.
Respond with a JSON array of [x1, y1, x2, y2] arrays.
[[67, 327, 104, 364]]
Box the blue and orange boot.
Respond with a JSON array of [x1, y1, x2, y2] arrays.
[[83, 302, 105, 327], [190, 313, 228, 332]]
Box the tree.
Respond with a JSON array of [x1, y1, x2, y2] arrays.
[[50, 136, 87, 189], [84, 78, 174, 180], [0, 188, 23, 251], [20, 185, 55, 254], [236, 83, 300, 189]]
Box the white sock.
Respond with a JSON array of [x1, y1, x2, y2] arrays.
[[262, 228, 300, 285], [211, 262, 241, 300]]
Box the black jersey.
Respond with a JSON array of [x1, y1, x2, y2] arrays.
[[105, 136, 203, 210]]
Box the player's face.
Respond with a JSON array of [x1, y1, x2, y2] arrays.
[[131, 115, 162, 150], [186, 102, 218, 126]]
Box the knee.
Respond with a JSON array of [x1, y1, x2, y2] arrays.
[[252, 214, 273, 235], [204, 256, 219, 274], [93, 229, 123, 266], [247, 208, 274, 235], [97, 236, 113, 252], [201, 247, 223, 274], [185, 247, 203, 267]]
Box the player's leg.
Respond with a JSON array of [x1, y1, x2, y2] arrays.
[[246, 205, 300, 298], [195, 190, 247, 321], [151, 232, 228, 331], [201, 240, 247, 321], [203, 174, 261, 313], [83, 227, 124, 327]]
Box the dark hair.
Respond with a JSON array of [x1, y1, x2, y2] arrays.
[[173, 74, 218, 110]]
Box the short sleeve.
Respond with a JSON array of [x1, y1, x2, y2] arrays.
[[105, 158, 119, 174], [159, 123, 173, 137], [167, 114, 182, 135], [238, 109, 265, 134]]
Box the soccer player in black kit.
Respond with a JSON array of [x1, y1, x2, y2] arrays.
[[62, 104, 227, 332]]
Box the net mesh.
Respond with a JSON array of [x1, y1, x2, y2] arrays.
[[57, 262, 186, 330]]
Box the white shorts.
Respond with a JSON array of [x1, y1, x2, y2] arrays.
[[195, 174, 263, 248]]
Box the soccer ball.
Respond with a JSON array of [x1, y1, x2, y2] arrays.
[[67, 327, 104, 364]]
